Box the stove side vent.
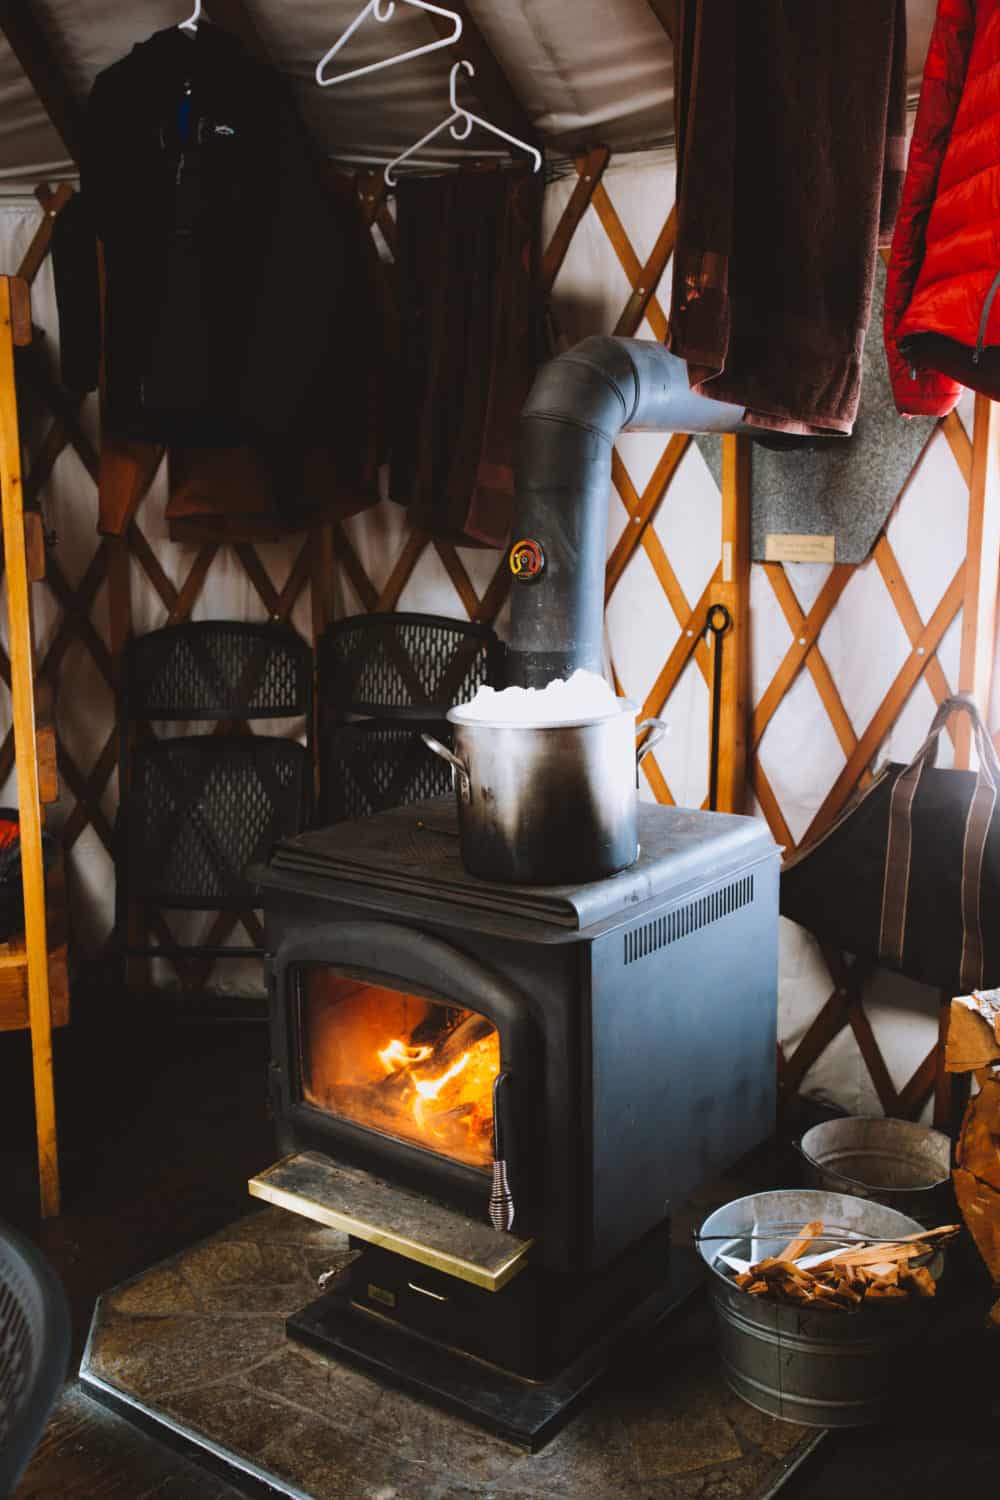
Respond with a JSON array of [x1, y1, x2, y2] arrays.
[[507, 337, 750, 688], [623, 874, 755, 964]]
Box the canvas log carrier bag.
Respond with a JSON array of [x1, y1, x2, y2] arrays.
[[781, 695, 1000, 993]]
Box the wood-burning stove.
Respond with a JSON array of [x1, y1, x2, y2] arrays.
[[251, 796, 779, 1446]]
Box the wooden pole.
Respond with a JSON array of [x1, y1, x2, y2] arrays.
[[956, 393, 1000, 769], [714, 433, 752, 813], [0, 276, 59, 1216]]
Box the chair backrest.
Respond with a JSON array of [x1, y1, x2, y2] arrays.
[[0, 1220, 70, 1497], [317, 612, 503, 822], [124, 621, 312, 723], [129, 737, 312, 909], [319, 612, 502, 720]]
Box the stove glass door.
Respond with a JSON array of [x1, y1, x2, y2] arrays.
[[298, 968, 499, 1171]]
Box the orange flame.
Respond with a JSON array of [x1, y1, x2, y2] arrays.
[[379, 1029, 499, 1158], [378, 1038, 434, 1074]]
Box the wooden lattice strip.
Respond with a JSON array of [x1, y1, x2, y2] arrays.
[[780, 984, 851, 1097], [896, 1043, 938, 1120], [23, 413, 73, 508], [542, 148, 611, 292], [473, 558, 510, 625], [235, 542, 282, 617], [42, 552, 114, 689], [330, 523, 378, 612], [61, 730, 116, 852], [640, 568, 721, 722], [589, 182, 669, 342], [613, 206, 676, 339], [124, 524, 176, 615], [168, 545, 220, 625], [752, 563, 855, 757], [941, 409, 973, 487], [605, 436, 691, 599], [434, 543, 481, 620], [639, 527, 713, 687], [378, 531, 430, 612], [751, 759, 795, 853], [956, 393, 1000, 769], [275, 537, 313, 621], [873, 536, 958, 748], [54, 741, 114, 854], [17, 184, 74, 286]]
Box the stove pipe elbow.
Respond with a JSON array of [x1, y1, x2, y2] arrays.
[[506, 336, 749, 688]]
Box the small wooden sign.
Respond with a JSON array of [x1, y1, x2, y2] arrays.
[[764, 532, 836, 564]]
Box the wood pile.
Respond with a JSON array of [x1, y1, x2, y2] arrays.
[[945, 991, 1000, 1326], [728, 1220, 959, 1312]]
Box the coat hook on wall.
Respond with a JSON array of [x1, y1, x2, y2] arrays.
[[384, 60, 541, 185], [179, 0, 202, 32], [316, 0, 463, 88]]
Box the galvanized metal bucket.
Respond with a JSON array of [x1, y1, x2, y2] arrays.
[[698, 1190, 944, 1427], [798, 1117, 952, 1225]]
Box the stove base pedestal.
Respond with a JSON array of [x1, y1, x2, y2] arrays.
[[287, 1243, 704, 1451]]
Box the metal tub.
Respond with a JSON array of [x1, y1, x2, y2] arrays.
[[798, 1117, 952, 1225], [698, 1190, 944, 1427]]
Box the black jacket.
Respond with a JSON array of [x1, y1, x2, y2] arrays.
[[77, 23, 353, 457]]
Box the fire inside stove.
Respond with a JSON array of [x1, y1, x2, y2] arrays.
[[298, 970, 499, 1170]]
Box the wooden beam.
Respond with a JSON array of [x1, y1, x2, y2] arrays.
[[714, 434, 751, 813], [956, 393, 1000, 768], [423, 1, 538, 154], [0, 3, 83, 163], [0, 278, 59, 1216]]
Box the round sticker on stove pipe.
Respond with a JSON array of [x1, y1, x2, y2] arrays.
[[508, 538, 545, 581]]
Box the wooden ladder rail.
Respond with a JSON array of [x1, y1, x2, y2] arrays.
[[0, 275, 60, 1216]]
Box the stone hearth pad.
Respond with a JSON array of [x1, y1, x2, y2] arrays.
[[81, 1207, 824, 1500]]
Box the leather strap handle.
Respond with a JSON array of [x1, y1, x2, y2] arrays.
[[879, 694, 999, 989]]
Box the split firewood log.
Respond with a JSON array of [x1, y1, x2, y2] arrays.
[[946, 994, 1000, 1303], [777, 1219, 824, 1261], [725, 1219, 958, 1311]]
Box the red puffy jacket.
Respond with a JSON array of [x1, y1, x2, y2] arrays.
[[885, 0, 1000, 416]]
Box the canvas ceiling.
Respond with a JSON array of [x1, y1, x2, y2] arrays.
[[1, 0, 939, 191]]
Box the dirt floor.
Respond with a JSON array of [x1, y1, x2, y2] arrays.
[[2, 983, 997, 1499]]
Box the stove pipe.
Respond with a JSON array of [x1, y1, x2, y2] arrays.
[[506, 337, 750, 688]]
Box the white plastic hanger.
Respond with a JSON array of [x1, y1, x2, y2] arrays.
[[179, 0, 201, 32], [316, 0, 462, 88], [384, 60, 541, 186]]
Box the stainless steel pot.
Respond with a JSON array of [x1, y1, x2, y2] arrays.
[[422, 703, 666, 885]]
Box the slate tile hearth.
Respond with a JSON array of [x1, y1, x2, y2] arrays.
[[80, 1205, 822, 1500]]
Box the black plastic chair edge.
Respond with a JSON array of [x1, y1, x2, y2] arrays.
[[0, 1217, 71, 1499]]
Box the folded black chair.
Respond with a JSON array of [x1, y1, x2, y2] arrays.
[[118, 621, 313, 962], [318, 612, 502, 822], [0, 1219, 70, 1497]]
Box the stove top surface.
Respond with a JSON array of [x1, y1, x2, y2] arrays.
[[263, 798, 776, 932]]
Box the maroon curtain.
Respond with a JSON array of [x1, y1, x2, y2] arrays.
[[391, 169, 544, 548]]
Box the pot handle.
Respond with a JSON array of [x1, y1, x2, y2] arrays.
[[421, 733, 471, 804], [636, 717, 669, 767]]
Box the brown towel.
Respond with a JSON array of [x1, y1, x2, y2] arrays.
[[391, 169, 543, 547], [668, 2, 907, 436]]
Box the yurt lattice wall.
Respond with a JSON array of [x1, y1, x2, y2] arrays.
[[2, 136, 996, 1120]]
